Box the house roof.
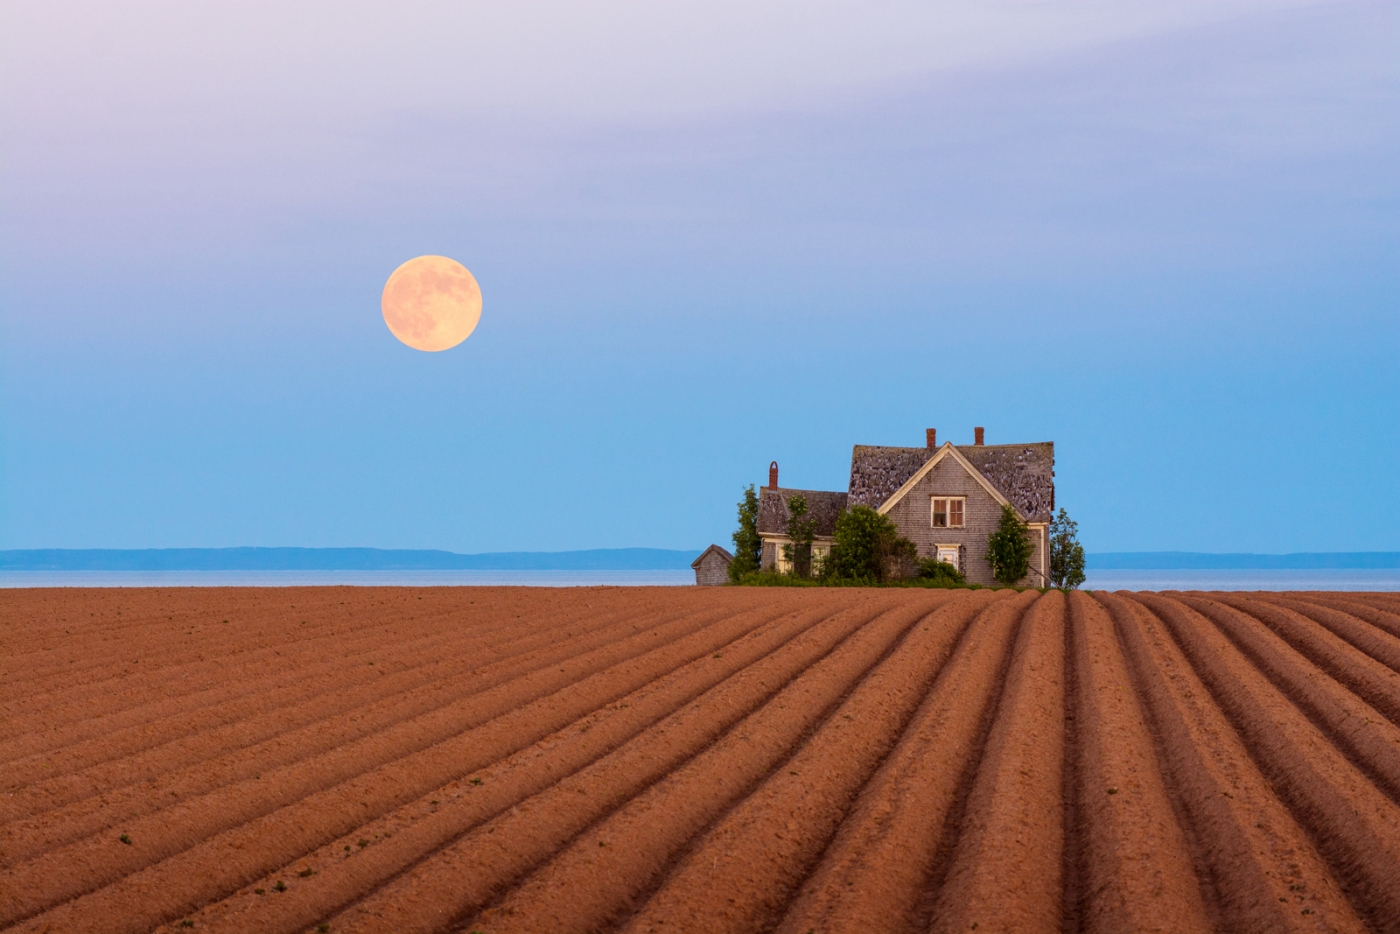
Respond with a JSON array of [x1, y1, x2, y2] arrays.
[[757, 488, 849, 538], [848, 441, 1055, 522], [691, 543, 735, 568]]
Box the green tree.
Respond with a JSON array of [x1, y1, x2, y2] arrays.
[[1049, 507, 1087, 590], [823, 506, 916, 583], [986, 503, 1034, 585], [728, 485, 762, 582], [782, 494, 817, 579]]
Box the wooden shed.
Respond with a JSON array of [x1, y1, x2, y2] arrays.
[[691, 544, 734, 586]]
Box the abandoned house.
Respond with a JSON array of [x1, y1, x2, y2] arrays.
[[757, 427, 1054, 586]]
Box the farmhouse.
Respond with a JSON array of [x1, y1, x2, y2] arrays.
[[758, 427, 1054, 586]]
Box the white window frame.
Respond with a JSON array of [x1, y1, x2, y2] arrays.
[[930, 496, 966, 529], [935, 545, 961, 570]]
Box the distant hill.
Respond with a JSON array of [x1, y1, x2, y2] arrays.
[[1087, 552, 1400, 570], [0, 547, 703, 571]]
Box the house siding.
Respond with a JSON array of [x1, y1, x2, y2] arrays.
[[882, 456, 1046, 586]]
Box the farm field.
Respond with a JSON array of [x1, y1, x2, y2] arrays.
[[3, 586, 1400, 934]]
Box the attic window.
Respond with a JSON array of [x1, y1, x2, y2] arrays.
[[931, 497, 965, 528]]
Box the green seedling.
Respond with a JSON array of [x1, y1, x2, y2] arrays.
[[180, 922, 194, 928], [470, 777, 483, 786], [298, 868, 315, 878], [358, 839, 370, 848], [119, 834, 132, 845], [344, 845, 351, 852], [1107, 787, 1119, 795], [253, 888, 265, 895], [318, 925, 331, 933], [273, 880, 287, 892]]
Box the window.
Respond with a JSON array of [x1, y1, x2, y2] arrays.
[[931, 497, 966, 529]]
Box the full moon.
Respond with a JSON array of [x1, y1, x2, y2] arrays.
[[381, 255, 482, 352]]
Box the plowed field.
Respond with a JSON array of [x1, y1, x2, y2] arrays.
[[4, 586, 1400, 934]]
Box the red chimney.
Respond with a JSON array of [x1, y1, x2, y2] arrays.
[[768, 461, 779, 490], [974, 427, 985, 445], [926, 428, 937, 448]]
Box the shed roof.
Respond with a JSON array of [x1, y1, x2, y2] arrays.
[[691, 543, 735, 568], [757, 488, 849, 537], [848, 442, 1055, 522]]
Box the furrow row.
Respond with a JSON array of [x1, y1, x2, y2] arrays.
[[0, 594, 840, 925], [1, 597, 737, 806], [6, 588, 1400, 934]]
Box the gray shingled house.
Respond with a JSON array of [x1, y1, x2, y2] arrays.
[[758, 427, 1054, 586]]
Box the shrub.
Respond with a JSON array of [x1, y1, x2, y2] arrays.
[[823, 506, 917, 583], [916, 557, 967, 586], [1049, 507, 1087, 590], [986, 503, 1034, 585], [728, 485, 762, 582]]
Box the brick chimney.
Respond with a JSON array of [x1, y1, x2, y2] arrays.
[[768, 461, 779, 490], [974, 427, 985, 445], [926, 428, 937, 448]]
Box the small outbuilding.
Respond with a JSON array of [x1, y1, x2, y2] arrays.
[[691, 544, 734, 586]]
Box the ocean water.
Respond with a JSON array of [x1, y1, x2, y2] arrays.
[[1082, 568, 1400, 592], [2, 568, 1398, 591], [0, 570, 696, 588]]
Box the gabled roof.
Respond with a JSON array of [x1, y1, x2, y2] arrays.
[[691, 543, 734, 568], [876, 442, 1014, 518], [848, 441, 1054, 522], [757, 488, 849, 538]]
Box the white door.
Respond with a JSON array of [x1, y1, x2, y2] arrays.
[[937, 546, 959, 570]]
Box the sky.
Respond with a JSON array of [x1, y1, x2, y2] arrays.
[[1, 0, 1396, 555]]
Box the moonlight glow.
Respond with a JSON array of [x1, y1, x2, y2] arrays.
[[381, 255, 482, 352]]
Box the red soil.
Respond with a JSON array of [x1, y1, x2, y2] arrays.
[[3, 586, 1399, 933]]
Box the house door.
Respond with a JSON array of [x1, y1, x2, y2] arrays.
[[937, 546, 959, 571]]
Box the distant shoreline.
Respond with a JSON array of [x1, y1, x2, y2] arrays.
[[0, 547, 703, 572], [2, 547, 1397, 572]]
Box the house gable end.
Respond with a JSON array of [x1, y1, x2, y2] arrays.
[[875, 442, 1017, 519]]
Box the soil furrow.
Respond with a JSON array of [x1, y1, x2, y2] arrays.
[[1175, 594, 1400, 802], [0, 595, 824, 932], [1, 594, 649, 743], [1, 590, 496, 692], [1100, 591, 1367, 933], [1066, 591, 1211, 934], [1132, 593, 1400, 930], [0, 595, 795, 873], [1288, 595, 1400, 653], [928, 590, 1067, 934], [0, 604, 536, 745], [327, 593, 962, 934], [1216, 594, 1400, 722], [158, 593, 906, 934], [0, 599, 735, 819], [0, 599, 640, 778], [1265, 596, 1400, 669], [769, 591, 1035, 934], [2, 601, 737, 845], [595, 592, 1011, 934]]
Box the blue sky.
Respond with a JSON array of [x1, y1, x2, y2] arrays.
[[1, 1, 1396, 554]]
